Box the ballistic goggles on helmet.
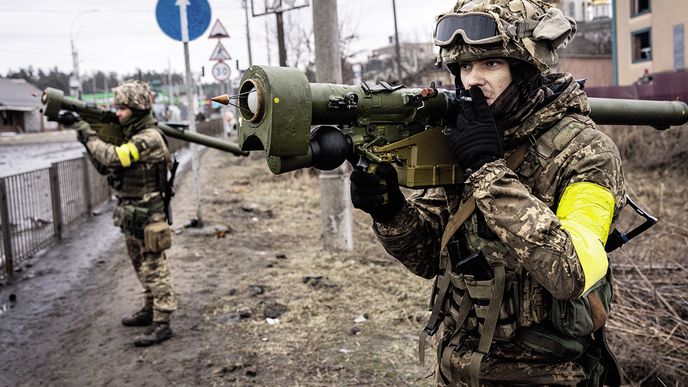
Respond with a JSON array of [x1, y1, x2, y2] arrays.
[[434, 12, 506, 47]]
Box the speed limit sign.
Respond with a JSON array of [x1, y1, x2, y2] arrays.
[[212, 61, 231, 82]]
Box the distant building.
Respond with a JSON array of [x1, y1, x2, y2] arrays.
[[549, 0, 611, 22], [361, 42, 440, 86], [0, 78, 53, 133], [613, 0, 688, 85], [556, 18, 614, 87]]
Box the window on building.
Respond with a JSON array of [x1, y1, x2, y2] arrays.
[[632, 29, 652, 62], [1, 111, 12, 126], [674, 24, 685, 70], [631, 0, 650, 16], [593, 4, 611, 19]]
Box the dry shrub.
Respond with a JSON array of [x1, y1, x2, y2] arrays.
[[600, 124, 688, 175], [598, 124, 688, 386]]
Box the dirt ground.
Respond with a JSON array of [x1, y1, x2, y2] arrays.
[[0, 147, 435, 386], [1, 126, 686, 386]]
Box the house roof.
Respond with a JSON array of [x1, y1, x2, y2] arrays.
[[0, 78, 43, 112]]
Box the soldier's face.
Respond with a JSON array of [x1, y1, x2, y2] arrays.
[[116, 106, 133, 124], [458, 58, 512, 106]]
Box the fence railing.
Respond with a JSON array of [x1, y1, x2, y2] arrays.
[[0, 117, 225, 282], [0, 155, 112, 282]]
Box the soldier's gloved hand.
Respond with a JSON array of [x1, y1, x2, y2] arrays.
[[57, 111, 79, 127], [350, 163, 405, 223], [75, 123, 97, 144], [449, 86, 504, 176]]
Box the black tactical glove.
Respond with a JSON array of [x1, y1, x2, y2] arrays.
[[74, 122, 97, 145], [57, 111, 79, 127], [449, 86, 504, 176], [350, 163, 405, 223]]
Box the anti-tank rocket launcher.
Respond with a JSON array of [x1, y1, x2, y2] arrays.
[[41, 87, 248, 156], [212, 65, 688, 188]]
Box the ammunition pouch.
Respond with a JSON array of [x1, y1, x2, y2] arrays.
[[462, 272, 518, 342], [550, 274, 612, 338], [117, 197, 165, 240], [121, 204, 150, 239], [144, 221, 172, 252]]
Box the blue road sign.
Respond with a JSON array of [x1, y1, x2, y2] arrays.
[[156, 0, 212, 42]]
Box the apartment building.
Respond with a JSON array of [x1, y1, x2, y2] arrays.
[[614, 0, 688, 85]]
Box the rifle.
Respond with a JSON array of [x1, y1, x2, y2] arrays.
[[164, 158, 180, 225], [213, 65, 688, 188]]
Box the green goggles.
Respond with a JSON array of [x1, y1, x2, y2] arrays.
[[433, 12, 504, 47]]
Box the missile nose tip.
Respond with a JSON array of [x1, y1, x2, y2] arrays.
[[211, 94, 230, 105]]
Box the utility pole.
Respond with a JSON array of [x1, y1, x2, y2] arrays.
[[250, 0, 309, 67], [275, 11, 287, 66], [312, 0, 353, 251], [178, 0, 204, 226], [392, 0, 402, 82], [70, 40, 82, 98], [265, 20, 272, 65], [242, 0, 254, 66], [70, 10, 97, 98]]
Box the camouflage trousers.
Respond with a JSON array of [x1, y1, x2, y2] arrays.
[[432, 331, 587, 386], [124, 234, 177, 323]]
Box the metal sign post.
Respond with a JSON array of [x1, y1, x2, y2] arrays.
[[156, 0, 211, 226], [208, 19, 233, 139]]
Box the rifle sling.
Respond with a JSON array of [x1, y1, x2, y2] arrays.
[[440, 144, 531, 253]]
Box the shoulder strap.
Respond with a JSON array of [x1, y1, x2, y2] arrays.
[[440, 143, 531, 252], [418, 143, 531, 367]]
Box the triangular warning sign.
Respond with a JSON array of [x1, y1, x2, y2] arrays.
[[209, 41, 232, 61], [208, 19, 230, 39]]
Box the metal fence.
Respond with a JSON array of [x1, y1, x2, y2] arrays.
[[0, 155, 112, 282], [0, 117, 225, 282]]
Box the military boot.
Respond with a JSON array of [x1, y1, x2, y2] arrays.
[[133, 322, 174, 347], [121, 307, 154, 327]]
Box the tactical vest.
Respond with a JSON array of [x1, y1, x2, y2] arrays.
[[427, 114, 614, 384], [109, 127, 170, 199]]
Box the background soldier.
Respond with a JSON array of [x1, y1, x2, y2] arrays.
[[77, 80, 177, 347], [350, 0, 625, 385]]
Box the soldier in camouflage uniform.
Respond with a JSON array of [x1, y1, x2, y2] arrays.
[[78, 80, 177, 347], [350, 1, 625, 385]]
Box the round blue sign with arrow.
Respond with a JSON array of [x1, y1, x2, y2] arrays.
[[156, 0, 212, 42]]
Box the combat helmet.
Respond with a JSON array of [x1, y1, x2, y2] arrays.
[[434, 0, 577, 74], [113, 80, 153, 112]]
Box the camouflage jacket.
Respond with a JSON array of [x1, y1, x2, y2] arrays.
[[375, 73, 624, 298], [85, 115, 171, 201], [374, 74, 625, 383]]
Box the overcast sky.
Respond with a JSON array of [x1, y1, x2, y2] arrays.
[[0, 0, 456, 84]]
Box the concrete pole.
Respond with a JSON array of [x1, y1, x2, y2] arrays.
[[70, 39, 82, 98], [265, 20, 272, 66], [392, 0, 402, 82], [179, 2, 204, 226], [242, 0, 254, 66], [312, 0, 353, 252], [275, 11, 288, 67]]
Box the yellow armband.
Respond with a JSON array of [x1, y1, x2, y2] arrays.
[[114, 142, 140, 167], [556, 182, 615, 294]]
